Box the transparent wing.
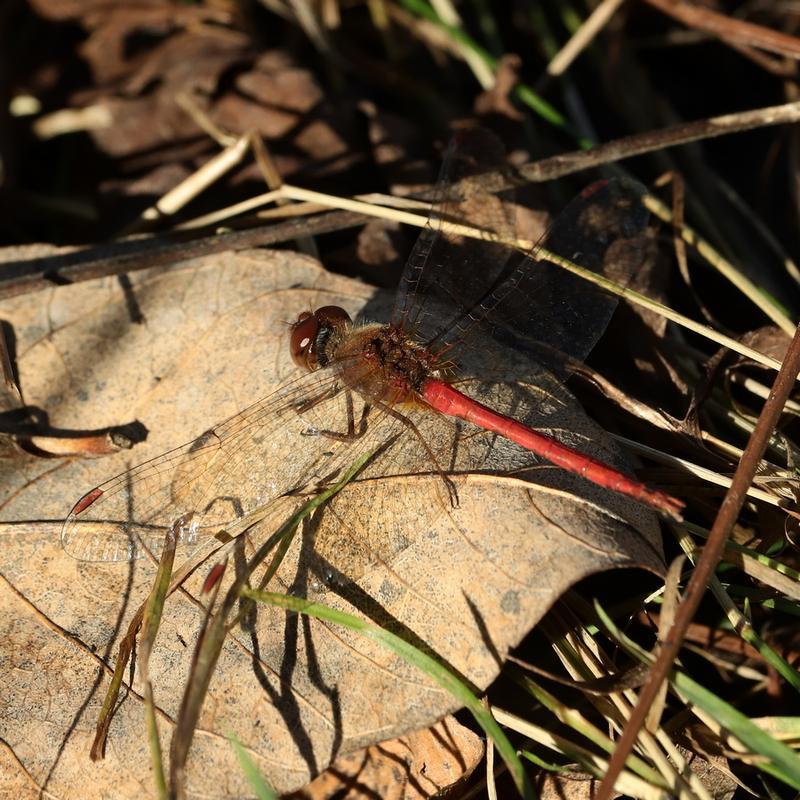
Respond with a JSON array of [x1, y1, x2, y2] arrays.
[[285, 400, 458, 591], [392, 128, 650, 365], [477, 177, 650, 364], [62, 351, 485, 572], [62, 362, 398, 562], [288, 391, 503, 592], [392, 129, 518, 345]]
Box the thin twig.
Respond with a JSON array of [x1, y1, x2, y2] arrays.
[[0, 210, 368, 299], [643, 0, 800, 59], [120, 135, 251, 235], [518, 101, 800, 184]]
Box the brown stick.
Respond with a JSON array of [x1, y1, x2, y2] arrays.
[[594, 321, 800, 800], [519, 101, 800, 183], [0, 210, 368, 300], [643, 0, 800, 59]]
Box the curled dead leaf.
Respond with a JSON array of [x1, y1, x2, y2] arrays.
[[0, 249, 663, 795], [287, 715, 483, 800]]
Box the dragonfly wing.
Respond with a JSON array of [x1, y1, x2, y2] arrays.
[[301, 401, 459, 591], [391, 128, 650, 367], [62, 366, 388, 562], [300, 380, 553, 593], [392, 128, 520, 349], [483, 177, 651, 364]]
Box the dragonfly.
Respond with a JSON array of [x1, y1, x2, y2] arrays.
[[62, 128, 683, 578]]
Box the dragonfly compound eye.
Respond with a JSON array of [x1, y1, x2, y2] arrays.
[[290, 311, 321, 371], [313, 305, 352, 330], [290, 306, 353, 371]]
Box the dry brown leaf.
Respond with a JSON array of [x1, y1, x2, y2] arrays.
[[0, 249, 663, 795], [26, 3, 358, 224], [288, 715, 483, 799], [474, 54, 524, 122], [82, 30, 253, 159], [737, 325, 792, 363], [536, 771, 601, 800], [29, 0, 236, 84]]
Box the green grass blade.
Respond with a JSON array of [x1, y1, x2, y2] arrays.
[[673, 525, 800, 694], [228, 732, 278, 800], [595, 601, 800, 790]]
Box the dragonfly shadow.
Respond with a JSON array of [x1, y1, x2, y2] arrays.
[[462, 593, 504, 673], [239, 498, 481, 780], [240, 520, 339, 778], [323, 573, 481, 693]]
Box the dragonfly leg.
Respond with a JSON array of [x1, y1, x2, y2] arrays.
[[378, 402, 460, 509], [293, 381, 342, 415], [200, 495, 245, 518], [310, 390, 372, 442]]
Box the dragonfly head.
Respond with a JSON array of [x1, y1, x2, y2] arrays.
[[290, 305, 352, 371]]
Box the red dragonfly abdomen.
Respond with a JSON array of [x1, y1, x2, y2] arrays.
[[421, 378, 683, 520]]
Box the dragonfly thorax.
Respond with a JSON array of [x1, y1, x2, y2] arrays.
[[362, 325, 435, 392], [322, 321, 437, 406]]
